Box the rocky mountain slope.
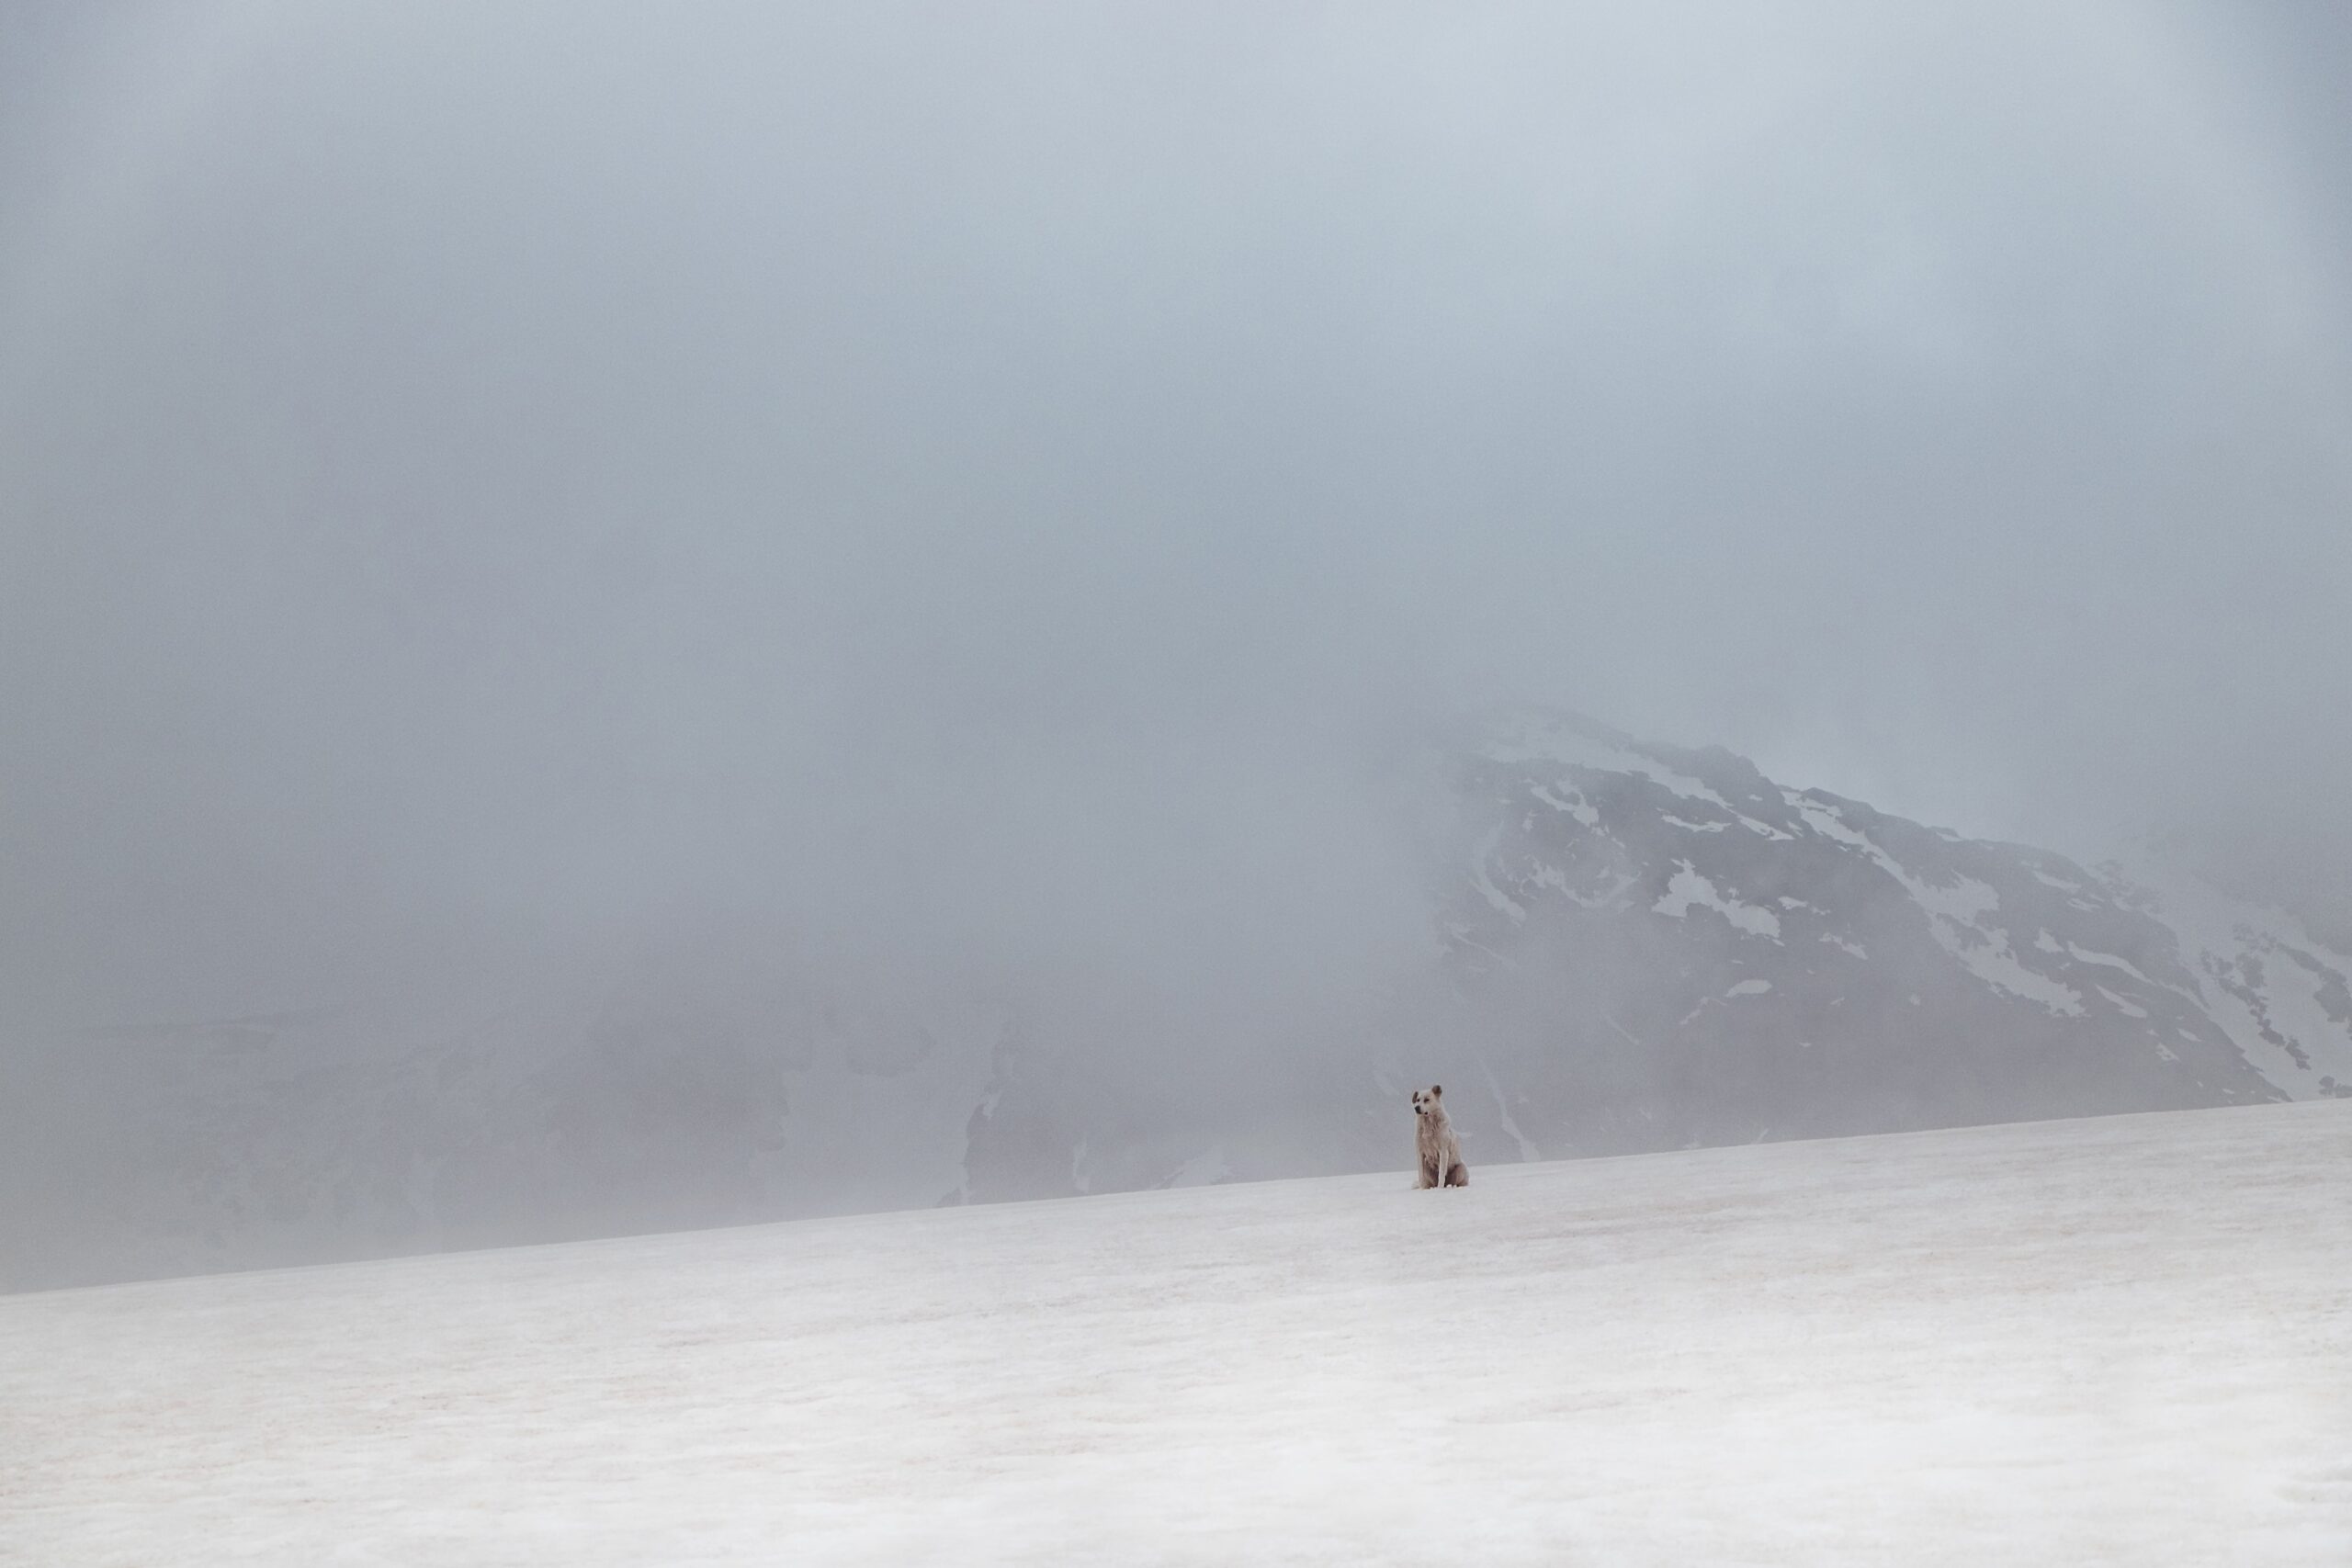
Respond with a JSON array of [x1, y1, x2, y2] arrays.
[[7, 710, 2347, 1290], [1408, 711, 2347, 1156]]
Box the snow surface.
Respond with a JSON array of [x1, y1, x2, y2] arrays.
[[2097, 985, 2152, 1021], [1652, 860, 1781, 939], [1528, 782, 1599, 828], [5, 1102, 2348, 1565]]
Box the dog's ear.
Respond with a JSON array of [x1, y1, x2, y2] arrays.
[[1431, 1084, 1442, 1098]]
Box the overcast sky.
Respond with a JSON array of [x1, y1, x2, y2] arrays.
[[3, 1, 2347, 1027]]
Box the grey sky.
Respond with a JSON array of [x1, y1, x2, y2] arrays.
[[2, 1, 2347, 1028]]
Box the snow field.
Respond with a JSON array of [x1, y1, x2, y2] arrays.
[[4, 1100, 2348, 1564]]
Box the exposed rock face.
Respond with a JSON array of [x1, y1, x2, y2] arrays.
[[8, 709, 2348, 1290], [1415, 712, 2282, 1167]]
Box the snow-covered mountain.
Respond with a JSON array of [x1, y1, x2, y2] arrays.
[[7, 709, 2348, 1291], [1413, 709, 2352, 1145]]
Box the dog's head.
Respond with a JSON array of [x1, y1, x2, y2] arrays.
[[1410, 1085, 1444, 1121]]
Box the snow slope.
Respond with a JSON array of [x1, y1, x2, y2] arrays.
[[5, 1100, 2347, 1565]]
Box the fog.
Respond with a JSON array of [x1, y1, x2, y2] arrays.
[[3, 6, 2349, 1265]]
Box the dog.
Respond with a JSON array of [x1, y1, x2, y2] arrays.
[[1411, 1085, 1469, 1189]]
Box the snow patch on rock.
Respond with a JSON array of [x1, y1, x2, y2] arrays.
[[1653, 862, 1782, 940]]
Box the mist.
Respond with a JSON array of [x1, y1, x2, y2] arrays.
[[4, 3, 2350, 1280]]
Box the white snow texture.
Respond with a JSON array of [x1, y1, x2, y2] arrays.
[[4, 1100, 2347, 1565]]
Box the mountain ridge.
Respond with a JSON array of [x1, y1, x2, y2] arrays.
[[7, 707, 2347, 1290]]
